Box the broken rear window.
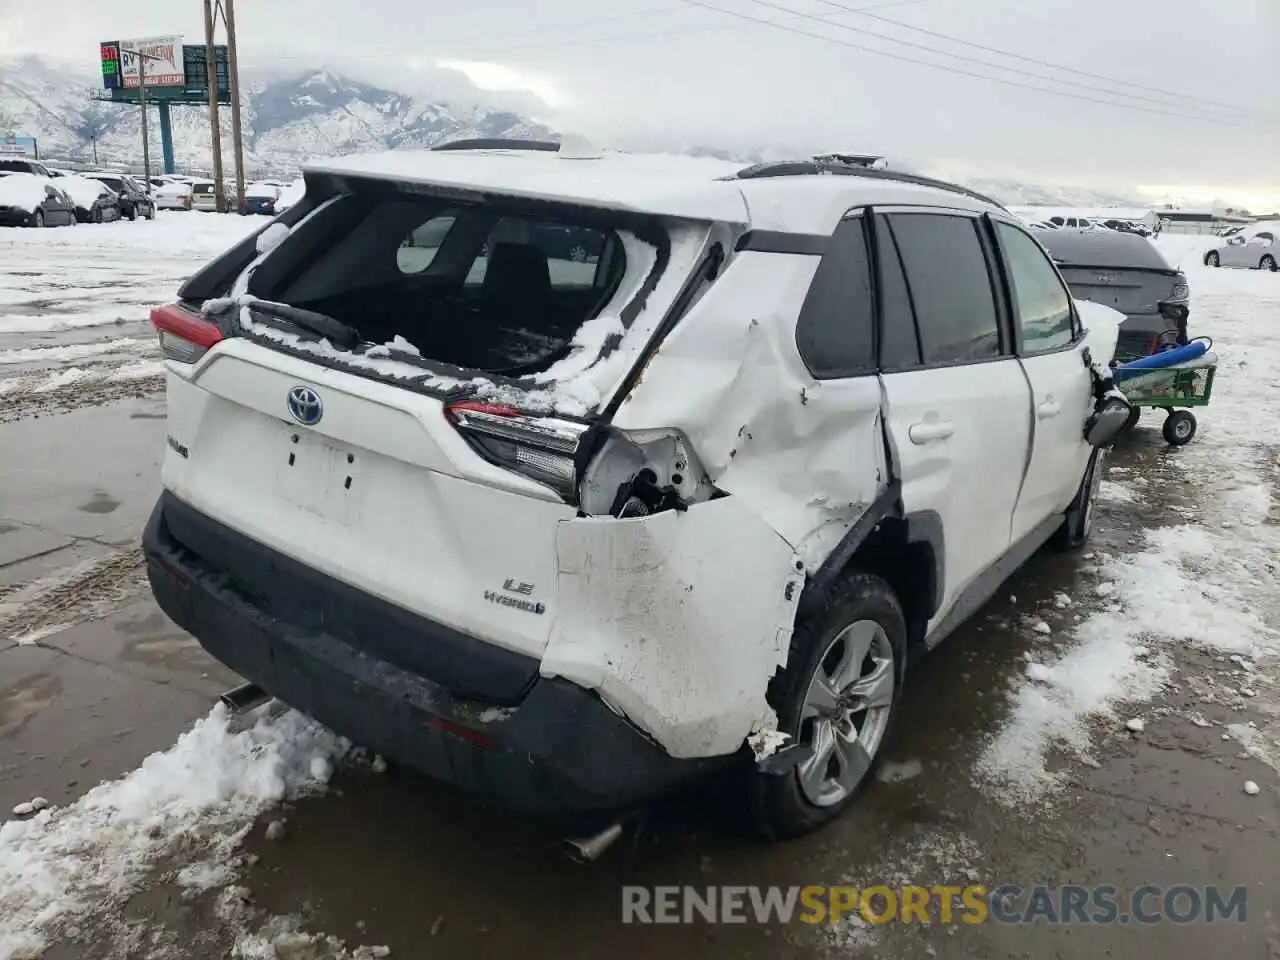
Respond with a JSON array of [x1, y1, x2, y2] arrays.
[[243, 188, 630, 376]]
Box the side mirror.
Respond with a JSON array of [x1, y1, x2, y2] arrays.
[[1085, 396, 1132, 448]]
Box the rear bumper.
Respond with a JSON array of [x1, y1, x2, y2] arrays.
[[0, 209, 33, 226], [142, 492, 718, 823]]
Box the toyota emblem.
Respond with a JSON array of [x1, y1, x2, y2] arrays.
[[287, 385, 323, 426]]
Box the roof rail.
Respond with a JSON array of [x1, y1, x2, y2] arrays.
[[731, 158, 1006, 210], [430, 138, 561, 153]]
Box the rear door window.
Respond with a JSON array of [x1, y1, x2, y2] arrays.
[[886, 213, 1004, 364], [995, 221, 1075, 355], [794, 215, 875, 378]]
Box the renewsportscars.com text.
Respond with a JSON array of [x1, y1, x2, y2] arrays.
[[621, 884, 1247, 926]]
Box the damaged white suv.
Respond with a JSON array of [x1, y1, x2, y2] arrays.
[[144, 141, 1129, 845]]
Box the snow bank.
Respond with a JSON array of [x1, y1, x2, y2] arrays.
[[0, 706, 347, 958], [0, 173, 51, 213]]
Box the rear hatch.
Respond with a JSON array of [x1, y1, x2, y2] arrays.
[[156, 168, 739, 699]]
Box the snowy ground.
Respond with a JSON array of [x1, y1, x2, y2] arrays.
[[1, 220, 1277, 960], [0, 214, 259, 421]]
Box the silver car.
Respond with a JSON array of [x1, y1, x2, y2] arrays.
[[1032, 228, 1190, 361], [1204, 223, 1279, 271]]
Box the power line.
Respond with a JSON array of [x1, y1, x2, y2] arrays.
[[679, 0, 1250, 127], [806, 0, 1250, 115], [734, 0, 1256, 120], [242, 0, 932, 65]]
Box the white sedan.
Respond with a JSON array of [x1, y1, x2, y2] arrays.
[[1204, 224, 1279, 271]]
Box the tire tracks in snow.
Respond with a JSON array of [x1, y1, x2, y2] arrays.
[[0, 371, 164, 424], [0, 547, 148, 645]]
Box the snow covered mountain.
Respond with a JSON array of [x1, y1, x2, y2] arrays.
[[0, 55, 556, 174], [1, 54, 1150, 205]]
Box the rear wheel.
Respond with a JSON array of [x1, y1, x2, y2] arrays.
[[1056, 448, 1104, 550], [33, 209, 45, 228], [747, 572, 906, 839], [1163, 409, 1197, 446], [1204, 251, 1219, 267], [1261, 254, 1277, 272], [127, 206, 137, 221], [1121, 406, 1141, 433], [93, 207, 103, 223]]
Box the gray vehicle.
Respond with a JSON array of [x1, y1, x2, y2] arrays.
[[1203, 222, 1279, 271], [1031, 228, 1189, 361]]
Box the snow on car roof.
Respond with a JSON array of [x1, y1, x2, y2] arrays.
[[0, 172, 52, 211], [305, 148, 1002, 228], [305, 149, 751, 222], [58, 175, 111, 207]]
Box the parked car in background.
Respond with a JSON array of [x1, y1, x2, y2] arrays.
[[244, 182, 282, 215], [85, 173, 155, 220], [0, 157, 54, 178], [155, 180, 194, 211], [0, 173, 77, 227], [1032, 227, 1190, 361], [60, 175, 122, 223], [1047, 215, 1101, 231], [1204, 222, 1279, 271], [190, 180, 224, 212], [1101, 219, 1152, 237]]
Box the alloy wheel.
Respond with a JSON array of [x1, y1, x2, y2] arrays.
[[796, 619, 895, 807]]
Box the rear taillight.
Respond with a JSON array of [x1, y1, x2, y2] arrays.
[[444, 401, 587, 499], [151, 303, 223, 363]]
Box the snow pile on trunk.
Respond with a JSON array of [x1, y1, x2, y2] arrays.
[[0, 173, 50, 213], [0, 706, 347, 958]]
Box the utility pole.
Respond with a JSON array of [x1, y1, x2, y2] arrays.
[[136, 57, 151, 193], [91, 134, 98, 166], [224, 0, 246, 214], [122, 48, 167, 194], [203, 0, 227, 212]]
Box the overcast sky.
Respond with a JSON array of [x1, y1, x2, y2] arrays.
[[2, 0, 1277, 205]]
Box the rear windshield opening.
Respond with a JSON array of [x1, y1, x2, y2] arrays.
[[245, 189, 636, 377]]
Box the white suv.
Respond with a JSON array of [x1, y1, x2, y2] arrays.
[[144, 142, 1128, 845]]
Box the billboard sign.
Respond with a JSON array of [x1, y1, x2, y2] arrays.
[[0, 132, 38, 158], [114, 36, 185, 88]]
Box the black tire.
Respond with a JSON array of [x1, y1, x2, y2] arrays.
[[93, 207, 103, 224], [1121, 406, 1141, 433], [747, 572, 906, 840], [1204, 251, 1219, 267], [1162, 409, 1197, 446], [1055, 448, 1104, 550], [33, 209, 45, 228], [127, 206, 137, 221], [1261, 254, 1277, 272]]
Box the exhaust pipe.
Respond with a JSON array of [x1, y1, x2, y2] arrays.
[[219, 682, 271, 714], [563, 822, 625, 863]]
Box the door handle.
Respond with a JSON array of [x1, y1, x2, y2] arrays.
[[1037, 398, 1062, 419], [908, 420, 955, 444]]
